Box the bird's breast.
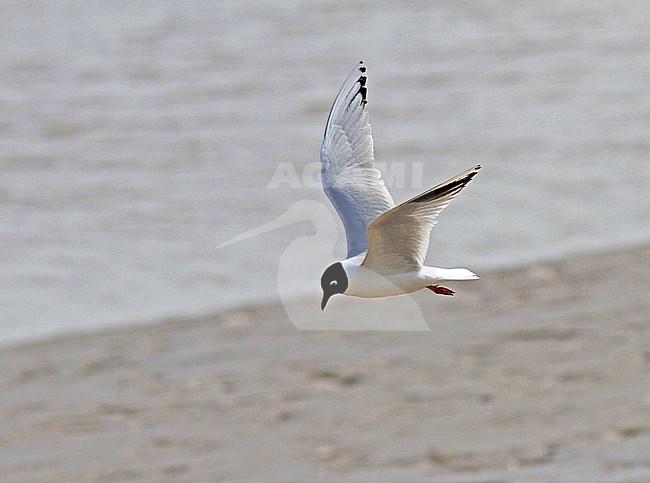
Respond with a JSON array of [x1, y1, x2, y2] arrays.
[[345, 266, 425, 298]]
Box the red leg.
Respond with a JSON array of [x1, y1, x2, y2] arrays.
[[427, 285, 455, 296]]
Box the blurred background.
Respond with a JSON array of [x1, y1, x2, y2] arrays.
[[1, 2, 649, 481], [2, 0, 649, 345]]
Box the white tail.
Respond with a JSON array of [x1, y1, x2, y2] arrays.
[[433, 268, 479, 281]]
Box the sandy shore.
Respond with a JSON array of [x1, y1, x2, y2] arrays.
[[0, 246, 649, 481]]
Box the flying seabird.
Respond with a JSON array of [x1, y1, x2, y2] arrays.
[[320, 61, 480, 311]]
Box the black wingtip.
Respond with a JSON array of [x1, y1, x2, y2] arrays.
[[345, 62, 369, 108], [409, 166, 481, 204]]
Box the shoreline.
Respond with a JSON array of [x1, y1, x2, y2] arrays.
[[0, 243, 648, 480], [3, 240, 649, 353]]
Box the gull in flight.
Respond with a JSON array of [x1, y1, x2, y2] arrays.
[[320, 61, 481, 311]]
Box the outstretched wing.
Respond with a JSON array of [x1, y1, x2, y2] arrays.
[[321, 61, 395, 258], [362, 165, 481, 274]]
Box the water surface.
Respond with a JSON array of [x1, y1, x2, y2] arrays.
[[1, 1, 649, 344]]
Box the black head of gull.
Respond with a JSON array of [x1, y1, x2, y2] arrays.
[[320, 262, 349, 310]]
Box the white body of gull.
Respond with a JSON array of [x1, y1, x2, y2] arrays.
[[320, 61, 480, 310]]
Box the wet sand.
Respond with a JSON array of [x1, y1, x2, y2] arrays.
[[0, 246, 648, 481]]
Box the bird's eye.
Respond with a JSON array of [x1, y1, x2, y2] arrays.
[[330, 280, 337, 286]]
